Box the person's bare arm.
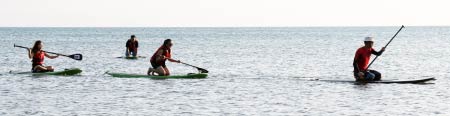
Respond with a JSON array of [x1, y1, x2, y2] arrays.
[[45, 53, 59, 59], [27, 49, 32, 59]]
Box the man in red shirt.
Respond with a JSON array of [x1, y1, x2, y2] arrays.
[[353, 37, 386, 81]]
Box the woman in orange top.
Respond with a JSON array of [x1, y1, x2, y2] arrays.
[[147, 39, 180, 76], [27, 40, 59, 72]]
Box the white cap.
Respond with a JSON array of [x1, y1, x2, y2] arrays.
[[364, 37, 374, 42]]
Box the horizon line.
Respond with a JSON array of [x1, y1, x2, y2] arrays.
[[1, 25, 450, 28]]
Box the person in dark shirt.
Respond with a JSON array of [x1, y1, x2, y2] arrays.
[[126, 35, 139, 57]]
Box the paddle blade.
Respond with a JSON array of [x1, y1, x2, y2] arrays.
[[197, 68, 208, 73], [68, 54, 83, 61]]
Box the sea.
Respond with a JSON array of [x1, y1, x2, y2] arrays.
[[0, 27, 449, 115]]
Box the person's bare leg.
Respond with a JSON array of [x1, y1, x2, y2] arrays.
[[154, 66, 166, 76], [45, 66, 54, 72], [34, 65, 47, 71], [163, 67, 170, 76], [34, 65, 51, 72]]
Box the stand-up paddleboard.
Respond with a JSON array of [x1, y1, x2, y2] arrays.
[[10, 68, 82, 76], [106, 72, 207, 79], [320, 77, 435, 84]]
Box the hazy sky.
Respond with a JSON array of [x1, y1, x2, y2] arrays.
[[1, 0, 449, 27]]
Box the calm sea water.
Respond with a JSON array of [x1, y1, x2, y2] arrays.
[[0, 27, 449, 115]]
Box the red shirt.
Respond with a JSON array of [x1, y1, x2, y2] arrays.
[[354, 47, 375, 71], [32, 51, 45, 66], [150, 46, 171, 65]]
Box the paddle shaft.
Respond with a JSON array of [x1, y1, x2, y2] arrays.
[[181, 62, 198, 68], [365, 25, 405, 70], [180, 62, 208, 73], [14, 44, 69, 57]]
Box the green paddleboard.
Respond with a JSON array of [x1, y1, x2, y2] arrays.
[[106, 72, 207, 79], [12, 68, 82, 76], [37, 68, 82, 76]]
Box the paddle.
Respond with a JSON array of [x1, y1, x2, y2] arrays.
[[180, 62, 209, 73], [365, 25, 405, 70], [14, 44, 83, 61]]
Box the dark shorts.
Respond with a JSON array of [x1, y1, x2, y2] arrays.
[[354, 70, 382, 81], [151, 62, 166, 69]]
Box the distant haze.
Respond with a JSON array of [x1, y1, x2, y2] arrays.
[[1, 0, 449, 27]]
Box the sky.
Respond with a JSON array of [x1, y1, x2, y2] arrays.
[[0, 0, 449, 27]]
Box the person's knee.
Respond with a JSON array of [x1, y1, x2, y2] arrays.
[[163, 68, 170, 75], [162, 71, 168, 76], [161, 69, 168, 76], [369, 70, 381, 80], [375, 73, 382, 80], [365, 72, 375, 81], [155, 67, 165, 76], [38, 66, 47, 70], [47, 66, 54, 71]]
